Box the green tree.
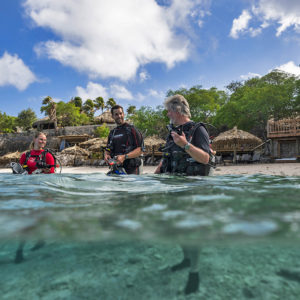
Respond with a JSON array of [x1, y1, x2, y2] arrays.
[[17, 108, 37, 130], [166, 85, 228, 123], [40, 96, 57, 129], [56, 102, 90, 127], [94, 123, 110, 138], [126, 105, 136, 119], [70, 97, 83, 112], [106, 98, 116, 110], [214, 70, 300, 138], [131, 106, 168, 137], [82, 99, 95, 119], [94, 97, 105, 113], [0, 111, 16, 133]]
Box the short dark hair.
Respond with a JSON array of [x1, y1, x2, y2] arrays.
[[111, 105, 124, 115]]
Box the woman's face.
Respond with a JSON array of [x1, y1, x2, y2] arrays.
[[34, 134, 47, 149]]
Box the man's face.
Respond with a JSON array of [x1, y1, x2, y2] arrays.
[[112, 108, 125, 125], [167, 109, 179, 125]]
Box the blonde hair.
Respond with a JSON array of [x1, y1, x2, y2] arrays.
[[164, 94, 191, 118], [30, 131, 47, 149]]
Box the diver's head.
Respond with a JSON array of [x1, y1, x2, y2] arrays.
[[32, 132, 47, 150], [111, 105, 125, 125]]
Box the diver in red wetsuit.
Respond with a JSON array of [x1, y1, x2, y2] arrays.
[[19, 132, 55, 174]]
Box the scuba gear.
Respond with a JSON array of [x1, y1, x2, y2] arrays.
[[167, 123, 183, 135], [23, 148, 62, 173], [107, 158, 127, 175], [106, 123, 143, 173], [10, 162, 28, 175], [161, 121, 215, 176]]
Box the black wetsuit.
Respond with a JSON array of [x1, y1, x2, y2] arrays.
[[106, 123, 143, 174]]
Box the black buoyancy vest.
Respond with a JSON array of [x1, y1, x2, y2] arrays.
[[161, 122, 213, 176], [24, 148, 57, 170], [107, 124, 143, 169]]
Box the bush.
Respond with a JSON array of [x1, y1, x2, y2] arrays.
[[94, 123, 110, 138]]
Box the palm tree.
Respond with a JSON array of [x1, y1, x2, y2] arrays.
[[105, 98, 117, 110], [40, 96, 57, 129], [94, 97, 105, 113]]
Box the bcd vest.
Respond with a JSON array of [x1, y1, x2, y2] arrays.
[[24, 148, 57, 171], [106, 124, 144, 169], [161, 122, 215, 176]]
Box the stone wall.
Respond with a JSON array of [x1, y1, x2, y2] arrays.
[[0, 124, 115, 156]]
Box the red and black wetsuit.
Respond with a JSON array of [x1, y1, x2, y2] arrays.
[[20, 149, 55, 174], [106, 123, 143, 174]]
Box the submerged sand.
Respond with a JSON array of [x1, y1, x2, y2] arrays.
[[1, 240, 300, 299], [1, 163, 299, 176]]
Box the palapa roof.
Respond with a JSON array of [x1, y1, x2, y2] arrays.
[[0, 151, 22, 162], [212, 126, 262, 146], [94, 110, 115, 124], [32, 116, 54, 126], [61, 145, 90, 156], [144, 136, 165, 147]]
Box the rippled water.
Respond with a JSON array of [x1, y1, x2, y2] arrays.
[[0, 172, 299, 243], [1, 172, 300, 299]]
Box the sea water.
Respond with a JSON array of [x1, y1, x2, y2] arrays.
[[0, 172, 300, 299]]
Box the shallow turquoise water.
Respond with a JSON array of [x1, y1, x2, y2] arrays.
[[0, 172, 299, 243], [1, 172, 300, 299]]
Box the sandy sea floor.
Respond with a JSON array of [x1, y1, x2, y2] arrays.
[[1, 240, 300, 299]]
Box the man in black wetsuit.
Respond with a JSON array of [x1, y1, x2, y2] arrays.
[[155, 94, 213, 176], [155, 94, 214, 295], [104, 105, 143, 175]]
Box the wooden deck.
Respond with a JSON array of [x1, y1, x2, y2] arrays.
[[267, 118, 300, 138]]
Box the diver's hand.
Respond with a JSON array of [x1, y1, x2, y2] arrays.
[[171, 131, 188, 148], [104, 152, 112, 164], [116, 154, 125, 165]]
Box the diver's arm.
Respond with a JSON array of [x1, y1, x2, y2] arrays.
[[171, 131, 209, 164], [104, 151, 112, 164], [116, 147, 142, 165], [154, 160, 163, 174]]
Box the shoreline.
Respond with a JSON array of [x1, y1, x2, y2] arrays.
[[1, 163, 299, 176]]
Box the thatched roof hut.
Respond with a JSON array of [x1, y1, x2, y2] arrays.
[[61, 145, 90, 157], [32, 117, 56, 130], [94, 110, 115, 124], [143, 136, 165, 155], [212, 126, 262, 152], [0, 151, 23, 165]]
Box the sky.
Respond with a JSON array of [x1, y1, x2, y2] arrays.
[[1, 0, 300, 118]]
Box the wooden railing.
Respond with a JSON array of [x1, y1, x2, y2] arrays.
[[267, 118, 300, 138]]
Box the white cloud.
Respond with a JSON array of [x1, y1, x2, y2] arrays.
[[76, 82, 108, 100], [24, 0, 209, 81], [275, 61, 300, 76], [0, 52, 37, 91], [230, 10, 252, 39], [230, 0, 300, 38], [240, 72, 261, 80], [110, 84, 133, 100], [139, 70, 150, 82]]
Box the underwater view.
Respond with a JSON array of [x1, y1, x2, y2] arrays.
[[1, 172, 300, 299]]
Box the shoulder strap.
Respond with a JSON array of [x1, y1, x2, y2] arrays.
[[187, 122, 208, 142]]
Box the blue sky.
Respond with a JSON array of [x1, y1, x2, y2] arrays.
[[1, 0, 300, 118]]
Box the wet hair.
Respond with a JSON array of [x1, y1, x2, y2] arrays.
[[164, 94, 191, 118], [30, 131, 47, 149], [111, 105, 124, 115]]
